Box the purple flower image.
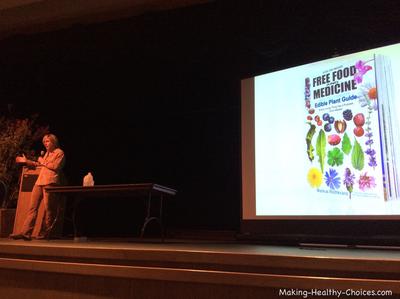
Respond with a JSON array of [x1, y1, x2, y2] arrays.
[[343, 168, 355, 199], [354, 60, 372, 84], [365, 148, 376, 156], [343, 168, 355, 188], [364, 127, 376, 169], [368, 156, 377, 167], [365, 132, 373, 138], [325, 168, 341, 190], [365, 139, 374, 146]]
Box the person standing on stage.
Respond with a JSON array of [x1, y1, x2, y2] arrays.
[[11, 133, 65, 241]]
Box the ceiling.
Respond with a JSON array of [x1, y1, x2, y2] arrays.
[[0, 0, 211, 40]]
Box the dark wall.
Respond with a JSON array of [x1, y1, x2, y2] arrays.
[[1, 1, 399, 237]]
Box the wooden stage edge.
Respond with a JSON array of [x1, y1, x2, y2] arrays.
[[0, 237, 399, 298]]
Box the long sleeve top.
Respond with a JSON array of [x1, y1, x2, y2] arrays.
[[35, 148, 65, 186]]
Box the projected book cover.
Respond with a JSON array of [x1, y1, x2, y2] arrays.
[[253, 43, 400, 216], [304, 55, 399, 202]]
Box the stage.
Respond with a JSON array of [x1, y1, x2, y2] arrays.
[[0, 237, 399, 298]]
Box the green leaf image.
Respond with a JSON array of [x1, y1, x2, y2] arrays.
[[327, 148, 344, 166], [342, 133, 352, 155], [306, 123, 316, 162], [351, 139, 365, 171], [316, 129, 326, 173]]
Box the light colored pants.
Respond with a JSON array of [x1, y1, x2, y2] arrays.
[[21, 184, 57, 236]]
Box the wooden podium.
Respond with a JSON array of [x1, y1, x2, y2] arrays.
[[12, 166, 64, 238]]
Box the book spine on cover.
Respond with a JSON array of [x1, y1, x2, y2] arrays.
[[375, 54, 400, 201]]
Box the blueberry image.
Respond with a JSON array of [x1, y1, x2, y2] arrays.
[[324, 123, 332, 132], [322, 113, 330, 121]]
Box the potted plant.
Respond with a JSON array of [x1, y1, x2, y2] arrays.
[[0, 114, 48, 237]]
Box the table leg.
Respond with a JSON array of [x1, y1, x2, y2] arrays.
[[140, 191, 164, 241], [72, 195, 83, 239]]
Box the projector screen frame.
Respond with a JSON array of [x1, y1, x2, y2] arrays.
[[240, 41, 400, 245]]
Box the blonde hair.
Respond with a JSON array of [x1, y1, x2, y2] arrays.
[[43, 134, 59, 147]]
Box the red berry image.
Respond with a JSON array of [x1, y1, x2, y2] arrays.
[[317, 120, 323, 126], [307, 116, 312, 121], [353, 113, 365, 127], [354, 126, 364, 137], [308, 108, 315, 114], [328, 134, 341, 145], [314, 115, 320, 121]]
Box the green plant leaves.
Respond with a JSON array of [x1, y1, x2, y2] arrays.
[[342, 133, 352, 155], [306, 123, 316, 162], [351, 139, 365, 171], [0, 116, 48, 208], [316, 129, 326, 173], [327, 148, 344, 166]]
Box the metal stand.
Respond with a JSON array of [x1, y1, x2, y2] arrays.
[[140, 191, 164, 241]]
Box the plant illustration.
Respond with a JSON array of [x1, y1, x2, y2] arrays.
[[351, 139, 365, 171], [343, 168, 355, 199], [325, 168, 341, 190], [306, 123, 316, 162], [358, 172, 376, 191], [307, 167, 322, 188], [341, 133, 352, 155], [316, 129, 326, 173], [327, 148, 344, 167]]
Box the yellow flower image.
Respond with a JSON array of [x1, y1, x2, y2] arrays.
[[307, 167, 322, 188]]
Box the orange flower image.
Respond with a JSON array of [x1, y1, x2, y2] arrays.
[[368, 87, 377, 99]]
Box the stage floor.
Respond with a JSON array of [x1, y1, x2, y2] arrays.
[[1, 236, 400, 258], [0, 237, 399, 295]]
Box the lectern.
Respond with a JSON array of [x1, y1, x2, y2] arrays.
[[12, 166, 64, 237]]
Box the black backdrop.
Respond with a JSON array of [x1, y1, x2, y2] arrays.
[[1, 1, 399, 237]]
